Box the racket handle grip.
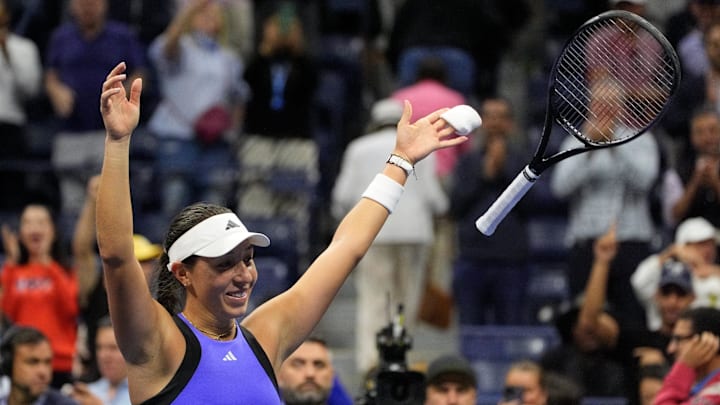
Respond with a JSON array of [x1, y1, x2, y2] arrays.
[[475, 166, 539, 235]]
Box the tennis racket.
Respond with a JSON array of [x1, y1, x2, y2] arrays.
[[475, 10, 681, 235]]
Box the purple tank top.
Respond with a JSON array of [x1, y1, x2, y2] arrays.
[[141, 314, 281, 404]]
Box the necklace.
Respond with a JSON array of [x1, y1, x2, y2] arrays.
[[182, 313, 236, 341]]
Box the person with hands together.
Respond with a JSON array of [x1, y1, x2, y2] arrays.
[[653, 307, 720, 404], [0, 201, 84, 389], [97, 61, 467, 404]]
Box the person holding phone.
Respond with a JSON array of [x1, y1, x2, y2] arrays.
[[498, 361, 548, 405], [653, 307, 720, 404]]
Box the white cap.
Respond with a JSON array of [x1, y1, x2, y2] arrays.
[[167, 213, 270, 270], [440, 105, 482, 135], [675, 217, 717, 244], [367, 98, 404, 132]]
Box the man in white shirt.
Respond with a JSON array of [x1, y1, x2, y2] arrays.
[[632, 216, 720, 331], [0, 0, 42, 211]]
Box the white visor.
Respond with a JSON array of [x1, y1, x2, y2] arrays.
[[166, 213, 270, 271]]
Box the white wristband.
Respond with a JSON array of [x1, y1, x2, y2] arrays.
[[361, 174, 404, 213]]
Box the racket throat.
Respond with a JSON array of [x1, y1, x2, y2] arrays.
[[522, 166, 540, 183]]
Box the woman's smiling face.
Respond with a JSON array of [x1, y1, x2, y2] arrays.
[[19, 205, 55, 258], [188, 240, 257, 319]]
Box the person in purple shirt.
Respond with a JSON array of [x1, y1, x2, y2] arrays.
[[45, 0, 145, 215]]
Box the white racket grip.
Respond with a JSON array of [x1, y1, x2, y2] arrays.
[[475, 166, 539, 235]]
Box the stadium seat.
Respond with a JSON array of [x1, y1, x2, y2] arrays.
[[527, 216, 569, 261], [526, 262, 571, 324], [460, 325, 560, 395], [247, 256, 291, 312]]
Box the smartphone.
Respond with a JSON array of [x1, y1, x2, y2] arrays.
[[501, 386, 524, 404]]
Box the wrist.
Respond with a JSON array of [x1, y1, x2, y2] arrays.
[[386, 153, 414, 178], [362, 174, 405, 213]]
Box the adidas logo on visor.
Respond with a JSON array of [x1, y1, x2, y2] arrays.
[[226, 220, 241, 230]]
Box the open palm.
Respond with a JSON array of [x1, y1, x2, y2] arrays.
[[100, 62, 142, 141]]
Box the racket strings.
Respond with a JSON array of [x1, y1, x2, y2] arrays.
[[552, 16, 678, 145]]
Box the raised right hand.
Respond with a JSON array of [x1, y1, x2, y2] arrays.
[[100, 62, 142, 141]]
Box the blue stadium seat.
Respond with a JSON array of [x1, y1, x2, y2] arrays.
[[134, 212, 171, 248], [460, 325, 560, 395], [527, 216, 569, 261], [247, 256, 291, 312], [242, 216, 301, 280], [526, 262, 570, 324]]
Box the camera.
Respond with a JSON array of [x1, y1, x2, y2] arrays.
[[356, 304, 425, 405]]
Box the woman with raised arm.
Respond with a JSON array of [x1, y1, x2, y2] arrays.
[[97, 61, 467, 404]]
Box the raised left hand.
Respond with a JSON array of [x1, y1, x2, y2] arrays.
[[393, 100, 469, 165]]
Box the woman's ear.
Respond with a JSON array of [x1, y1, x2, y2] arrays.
[[170, 262, 191, 287]]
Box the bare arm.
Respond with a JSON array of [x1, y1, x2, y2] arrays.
[[577, 224, 620, 348], [161, 0, 210, 60], [97, 62, 183, 401], [243, 102, 468, 368], [44, 68, 75, 118], [73, 175, 100, 309]]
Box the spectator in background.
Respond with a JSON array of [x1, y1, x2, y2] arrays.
[[236, 1, 319, 261], [3, 0, 63, 61], [499, 361, 549, 405], [660, 22, 720, 154], [424, 354, 477, 405], [243, 1, 317, 139], [577, 225, 695, 403], [69, 317, 130, 405], [0, 326, 77, 405], [45, 0, 145, 215], [676, 0, 720, 78], [665, 108, 720, 227], [637, 363, 668, 405], [653, 307, 720, 404], [106, 0, 174, 48], [541, 305, 627, 399], [104, 0, 175, 124], [0, 0, 42, 212], [147, 0, 247, 218], [544, 372, 583, 405], [550, 76, 660, 329], [332, 98, 448, 374], [391, 56, 468, 188], [391, 56, 468, 307], [277, 336, 352, 405], [632, 216, 720, 331], [449, 97, 531, 325], [0, 203, 84, 389], [386, 0, 529, 99]]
